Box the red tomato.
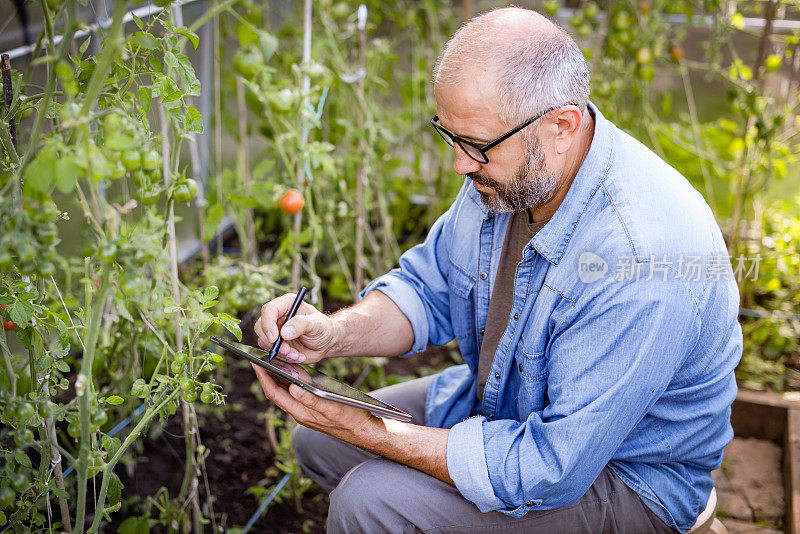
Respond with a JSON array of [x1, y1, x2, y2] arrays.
[[1, 304, 16, 331], [279, 189, 304, 214]]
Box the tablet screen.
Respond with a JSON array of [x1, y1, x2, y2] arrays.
[[210, 337, 408, 415]]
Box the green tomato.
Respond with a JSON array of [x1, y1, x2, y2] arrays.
[[67, 420, 81, 438], [132, 169, 149, 187], [182, 389, 197, 403], [9, 471, 28, 493], [543, 0, 559, 16], [171, 359, 185, 374], [179, 377, 193, 391], [36, 224, 58, 245], [612, 12, 630, 31], [110, 160, 127, 180], [200, 390, 214, 404], [583, 2, 599, 19], [37, 261, 56, 278], [154, 0, 172, 7], [17, 244, 35, 264], [37, 401, 54, 419], [233, 49, 261, 79], [136, 187, 160, 206], [578, 23, 592, 37], [141, 150, 160, 171], [14, 428, 34, 447], [202, 382, 213, 393], [172, 179, 198, 203], [91, 409, 108, 428], [15, 402, 35, 422], [121, 150, 141, 171], [0, 251, 12, 270], [0, 484, 16, 509]]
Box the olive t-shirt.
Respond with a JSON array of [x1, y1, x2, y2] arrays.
[[477, 210, 549, 401]]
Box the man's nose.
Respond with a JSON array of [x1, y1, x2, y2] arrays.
[[452, 144, 482, 175]]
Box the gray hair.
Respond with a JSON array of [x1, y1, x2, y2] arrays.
[[433, 7, 590, 135]]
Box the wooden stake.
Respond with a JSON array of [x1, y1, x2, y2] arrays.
[[292, 0, 312, 288], [1, 53, 17, 150], [354, 5, 367, 298]]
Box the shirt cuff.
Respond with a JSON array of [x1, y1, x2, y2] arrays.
[[446, 415, 507, 512], [360, 273, 429, 355]]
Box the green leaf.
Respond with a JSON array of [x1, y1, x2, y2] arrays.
[[216, 313, 242, 341], [174, 26, 200, 50], [119, 516, 150, 534], [252, 159, 275, 180], [204, 203, 226, 241], [131, 378, 150, 398], [184, 105, 203, 133], [79, 37, 92, 58], [106, 395, 124, 405], [54, 359, 70, 373], [259, 31, 279, 60], [108, 473, 123, 506], [130, 32, 159, 51], [55, 156, 82, 194], [236, 23, 259, 47], [51, 487, 69, 499], [7, 299, 36, 327], [23, 148, 57, 194], [15, 451, 32, 468], [132, 13, 143, 30], [138, 86, 152, 112], [229, 195, 260, 208]]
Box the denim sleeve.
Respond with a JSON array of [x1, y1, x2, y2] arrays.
[[446, 276, 701, 514], [360, 187, 468, 355]]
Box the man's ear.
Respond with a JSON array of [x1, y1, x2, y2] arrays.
[[552, 106, 584, 155]]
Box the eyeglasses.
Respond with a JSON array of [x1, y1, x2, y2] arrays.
[[430, 104, 576, 164]]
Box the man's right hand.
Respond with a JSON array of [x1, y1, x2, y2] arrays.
[[255, 293, 338, 364]]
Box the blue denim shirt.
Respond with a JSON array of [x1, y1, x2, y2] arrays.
[[361, 103, 742, 533]]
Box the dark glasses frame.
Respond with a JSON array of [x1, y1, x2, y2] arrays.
[[430, 103, 578, 164]]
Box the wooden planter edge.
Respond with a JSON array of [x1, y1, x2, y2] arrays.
[[732, 388, 800, 534]]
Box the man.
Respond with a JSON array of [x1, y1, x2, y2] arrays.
[[252, 7, 742, 533]]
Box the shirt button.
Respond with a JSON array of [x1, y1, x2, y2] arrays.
[[494, 371, 501, 379], [480, 272, 488, 280], [513, 313, 519, 320], [480, 329, 485, 336]]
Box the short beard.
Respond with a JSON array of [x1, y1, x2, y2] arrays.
[[469, 136, 559, 213]]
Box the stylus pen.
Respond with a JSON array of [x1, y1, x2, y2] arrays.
[[268, 286, 308, 361]]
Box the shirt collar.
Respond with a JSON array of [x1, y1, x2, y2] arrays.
[[530, 101, 614, 266], [462, 101, 615, 264]]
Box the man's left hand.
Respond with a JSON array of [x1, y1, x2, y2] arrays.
[[251, 363, 376, 442]]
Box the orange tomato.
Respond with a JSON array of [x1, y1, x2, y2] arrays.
[[279, 189, 304, 214]]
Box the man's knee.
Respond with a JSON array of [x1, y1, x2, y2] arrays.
[[328, 460, 386, 532]]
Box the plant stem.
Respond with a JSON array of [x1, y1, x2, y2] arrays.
[[88, 390, 179, 532], [0, 327, 16, 397], [236, 78, 257, 263], [22, 0, 76, 169], [74, 264, 111, 534], [78, 0, 127, 118]]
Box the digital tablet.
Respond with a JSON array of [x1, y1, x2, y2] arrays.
[[210, 336, 413, 423]]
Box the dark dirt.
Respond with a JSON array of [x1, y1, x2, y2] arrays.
[[111, 304, 457, 533]]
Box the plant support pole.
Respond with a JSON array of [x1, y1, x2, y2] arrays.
[[353, 5, 367, 298], [2, 54, 17, 150], [236, 78, 257, 264], [292, 0, 312, 288]]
